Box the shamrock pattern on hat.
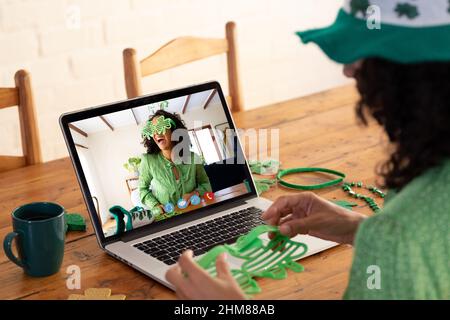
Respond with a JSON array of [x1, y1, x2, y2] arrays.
[[349, 0, 371, 17], [395, 2, 419, 19]]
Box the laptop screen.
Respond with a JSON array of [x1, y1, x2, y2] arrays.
[[67, 88, 253, 238]]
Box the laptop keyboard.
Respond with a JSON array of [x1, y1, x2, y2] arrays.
[[132, 206, 265, 265]]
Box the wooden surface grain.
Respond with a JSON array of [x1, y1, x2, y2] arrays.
[[0, 84, 387, 300]]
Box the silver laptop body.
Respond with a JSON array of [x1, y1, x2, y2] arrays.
[[60, 81, 337, 290]]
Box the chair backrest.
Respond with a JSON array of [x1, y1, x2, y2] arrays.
[[123, 21, 244, 112], [0, 70, 42, 172]]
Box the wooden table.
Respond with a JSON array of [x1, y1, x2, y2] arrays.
[[0, 85, 387, 300]]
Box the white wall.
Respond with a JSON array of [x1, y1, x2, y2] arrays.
[[0, 0, 350, 162], [76, 145, 109, 222], [86, 123, 143, 219], [182, 94, 228, 130]]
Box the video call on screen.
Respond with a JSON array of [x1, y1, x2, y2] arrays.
[[69, 89, 251, 237]]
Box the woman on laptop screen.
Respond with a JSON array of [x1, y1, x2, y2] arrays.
[[139, 110, 212, 220], [139, 110, 211, 220]]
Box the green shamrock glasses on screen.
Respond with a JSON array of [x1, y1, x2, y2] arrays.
[[142, 116, 177, 139]]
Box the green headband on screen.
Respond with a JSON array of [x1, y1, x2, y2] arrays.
[[142, 116, 177, 139]]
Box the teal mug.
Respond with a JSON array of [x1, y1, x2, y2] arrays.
[[3, 202, 67, 277]]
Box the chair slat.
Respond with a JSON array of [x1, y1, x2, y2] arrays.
[[1, 70, 42, 173], [140, 37, 228, 77], [0, 88, 19, 109], [15, 70, 42, 165], [123, 21, 243, 111]]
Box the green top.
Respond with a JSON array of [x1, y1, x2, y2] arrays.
[[344, 160, 450, 299], [138, 152, 212, 210]]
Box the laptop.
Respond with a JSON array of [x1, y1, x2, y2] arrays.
[[60, 81, 337, 289]]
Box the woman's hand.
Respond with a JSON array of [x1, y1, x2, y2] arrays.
[[165, 250, 246, 300], [262, 192, 367, 244]]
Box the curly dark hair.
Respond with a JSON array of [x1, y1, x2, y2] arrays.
[[142, 109, 190, 155], [355, 58, 450, 190]]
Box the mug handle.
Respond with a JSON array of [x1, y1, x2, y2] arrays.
[[3, 232, 24, 268]]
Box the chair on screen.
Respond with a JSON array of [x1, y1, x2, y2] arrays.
[[0, 70, 42, 172], [123, 21, 244, 112]]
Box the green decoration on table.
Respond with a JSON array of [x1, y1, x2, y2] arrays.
[[249, 159, 280, 175], [254, 178, 277, 195], [197, 225, 308, 295], [141, 116, 177, 139], [277, 167, 346, 190], [274, 166, 384, 213], [341, 182, 385, 213], [66, 213, 86, 232], [395, 3, 419, 19], [248, 159, 384, 213], [332, 200, 358, 210]]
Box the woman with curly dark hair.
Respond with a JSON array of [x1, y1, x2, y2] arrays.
[[165, 0, 449, 300], [138, 109, 211, 217]]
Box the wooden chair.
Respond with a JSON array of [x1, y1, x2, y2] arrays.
[[0, 70, 42, 172], [123, 21, 244, 112]]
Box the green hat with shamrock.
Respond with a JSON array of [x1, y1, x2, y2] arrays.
[[296, 0, 450, 64]]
